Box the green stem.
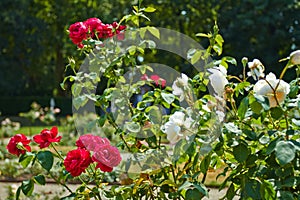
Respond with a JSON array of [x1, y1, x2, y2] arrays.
[[50, 143, 64, 161], [48, 171, 73, 194], [279, 64, 290, 80]]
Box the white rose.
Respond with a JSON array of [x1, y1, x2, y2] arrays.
[[247, 59, 265, 80], [162, 111, 194, 144], [172, 73, 190, 102], [290, 50, 300, 65], [208, 65, 228, 97], [253, 72, 290, 107]]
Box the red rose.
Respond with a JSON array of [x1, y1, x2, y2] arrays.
[[6, 134, 31, 156], [64, 148, 92, 177], [84, 18, 102, 38], [112, 22, 126, 40], [112, 22, 126, 33], [76, 134, 110, 151], [33, 126, 62, 148], [92, 144, 122, 172], [150, 75, 166, 87], [96, 23, 114, 39], [69, 22, 88, 48]]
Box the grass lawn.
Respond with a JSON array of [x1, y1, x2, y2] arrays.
[[16, 125, 69, 136]]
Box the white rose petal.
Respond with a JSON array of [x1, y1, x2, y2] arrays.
[[208, 65, 228, 97], [253, 72, 290, 107], [290, 50, 300, 65], [247, 59, 265, 80], [162, 111, 194, 144], [172, 73, 189, 102]]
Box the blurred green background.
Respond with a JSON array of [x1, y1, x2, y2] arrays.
[[0, 0, 299, 116]]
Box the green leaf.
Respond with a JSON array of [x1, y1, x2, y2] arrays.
[[278, 191, 294, 200], [215, 34, 224, 46], [21, 179, 34, 196], [19, 152, 34, 168], [237, 97, 249, 119], [270, 107, 283, 120], [193, 183, 208, 196], [275, 141, 296, 165], [16, 186, 21, 200], [266, 138, 280, 155], [250, 101, 263, 115], [259, 135, 270, 144], [178, 181, 193, 191], [260, 180, 276, 200], [73, 95, 88, 110], [292, 118, 300, 126], [144, 7, 156, 12], [37, 151, 54, 171], [213, 44, 222, 55], [222, 56, 237, 66], [224, 122, 242, 134], [186, 188, 204, 200], [195, 33, 211, 38], [147, 106, 162, 124], [200, 155, 211, 174], [98, 115, 107, 127], [161, 92, 175, 104], [33, 174, 46, 185], [191, 50, 202, 64], [226, 183, 235, 200], [125, 121, 141, 133], [233, 143, 249, 162], [147, 26, 160, 39], [139, 27, 147, 38], [254, 95, 270, 110]]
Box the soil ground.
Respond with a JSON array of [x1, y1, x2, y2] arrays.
[[0, 182, 238, 200]]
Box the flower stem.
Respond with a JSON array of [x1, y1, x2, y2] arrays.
[[48, 171, 73, 194], [50, 143, 64, 161]]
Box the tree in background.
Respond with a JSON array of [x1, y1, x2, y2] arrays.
[[0, 0, 299, 96]]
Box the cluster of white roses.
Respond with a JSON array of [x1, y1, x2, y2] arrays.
[[161, 50, 300, 144]]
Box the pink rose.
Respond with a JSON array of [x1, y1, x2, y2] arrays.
[[69, 22, 88, 48], [76, 134, 110, 152], [141, 74, 149, 81], [92, 144, 122, 172]]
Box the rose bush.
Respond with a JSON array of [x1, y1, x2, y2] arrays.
[[6, 126, 122, 199], [5, 2, 300, 199]]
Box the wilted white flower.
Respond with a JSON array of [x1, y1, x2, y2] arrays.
[[172, 73, 190, 102], [247, 59, 265, 80], [162, 111, 194, 144], [253, 72, 290, 107], [290, 50, 300, 65], [208, 65, 228, 97]]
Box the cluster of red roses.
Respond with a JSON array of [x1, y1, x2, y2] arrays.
[[69, 17, 126, 48], [65, 134, 122, 176], [6, 127, 121, 177], [6, 126, 61, 156]]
